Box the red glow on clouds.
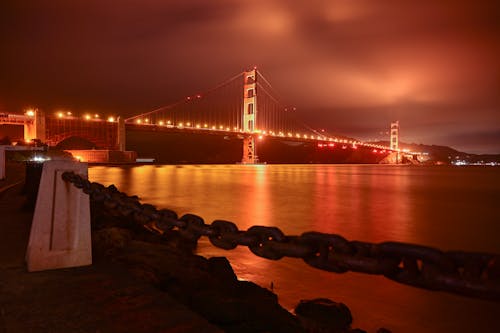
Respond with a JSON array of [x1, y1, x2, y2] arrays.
[[0, 0, 498, 153]]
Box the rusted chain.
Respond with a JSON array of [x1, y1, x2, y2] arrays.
[[62, 171, 500, 301]]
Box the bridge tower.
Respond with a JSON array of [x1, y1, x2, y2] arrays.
[[390, 120, 399, 151], [241, 69, 258, 164], [24, 109, 46, 143], [117, 116, 126, 151]]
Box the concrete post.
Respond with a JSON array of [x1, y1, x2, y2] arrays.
[[26, 160, 92, 272]]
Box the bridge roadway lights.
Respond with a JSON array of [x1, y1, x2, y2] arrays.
[[26, 160, 91, 272]]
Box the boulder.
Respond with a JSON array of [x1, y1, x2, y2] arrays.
[[294, 298, 352, 333]]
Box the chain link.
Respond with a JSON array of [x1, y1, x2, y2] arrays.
[[62, 171, 500, 301]]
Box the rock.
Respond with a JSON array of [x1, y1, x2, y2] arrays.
[[190, 289, 250, 324], [152, 255, 301, 333], [92, 227, 133, 255], [90, 207, 305, 333], [294, 298, 352, 333], [376, 328, 392, 333], [190, 288, 304, 333], [233, 280, 278, 304], [208, 257, 238, 284]]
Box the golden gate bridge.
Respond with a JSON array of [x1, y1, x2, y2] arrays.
[[1, 69, 398, 163]]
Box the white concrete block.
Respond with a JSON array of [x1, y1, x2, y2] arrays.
[[26, 160, 92, 272]]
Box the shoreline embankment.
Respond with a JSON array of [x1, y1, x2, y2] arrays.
[[0, 161, 386, 333]]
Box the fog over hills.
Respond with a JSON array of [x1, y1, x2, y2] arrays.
[[372, 141, 500, 164]]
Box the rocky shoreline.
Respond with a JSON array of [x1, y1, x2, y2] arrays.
[[1, 161, 391, 332], [90, 185, 391, 333]]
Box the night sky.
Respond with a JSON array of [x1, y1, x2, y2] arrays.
[[1, 1, 499, 153]]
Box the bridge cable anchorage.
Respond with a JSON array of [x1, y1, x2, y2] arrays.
[[61, 175, 500, 302]]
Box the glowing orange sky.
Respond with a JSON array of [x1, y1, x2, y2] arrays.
[[0, 0, 498, 153]]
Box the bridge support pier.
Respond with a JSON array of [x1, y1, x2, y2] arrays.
[[24, 109, 45, 143], [241, 136, 258, 164], [117, 116, 126, 151]]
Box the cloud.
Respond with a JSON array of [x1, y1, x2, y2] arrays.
[[0, 0, 498, 152], [428, 129, 500, 154]]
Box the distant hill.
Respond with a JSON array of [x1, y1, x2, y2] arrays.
[[370, 141, 500, 164]]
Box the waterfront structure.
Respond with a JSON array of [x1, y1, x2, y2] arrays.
[[242, 69, 258, 164], [1, 69, 398, 163], [390, 121, 399, 151]]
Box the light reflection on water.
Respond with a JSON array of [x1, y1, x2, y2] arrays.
[[89, 164, 500, 333]]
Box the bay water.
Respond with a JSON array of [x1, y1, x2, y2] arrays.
[[89, 164, 500, 332]]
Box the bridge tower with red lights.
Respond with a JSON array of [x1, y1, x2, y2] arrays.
[[390, 121, 399, 151], [24, 109, 46, 143], [241, 69, 258, 164]]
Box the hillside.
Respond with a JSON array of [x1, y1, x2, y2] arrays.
[[372, 141, 500, 164]]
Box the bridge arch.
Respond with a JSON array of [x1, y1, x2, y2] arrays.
[[55, 135, 101, 150], [45, 117, 119, 150]]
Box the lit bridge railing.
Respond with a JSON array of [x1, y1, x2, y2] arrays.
[[125, 120, 397, 153]]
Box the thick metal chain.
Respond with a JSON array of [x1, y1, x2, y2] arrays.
[[62, 171, 500, 301]]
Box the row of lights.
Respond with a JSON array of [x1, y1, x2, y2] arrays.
[[318, 144, 392, 154], [54, 111, 116, 123], [23, 108, 398, 152], [23, 110, 396, 152], [132, 118, 370, 144], [136, 118, 240, 132], [318, 143, 356, 149], [24, 109, 117, 123]]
